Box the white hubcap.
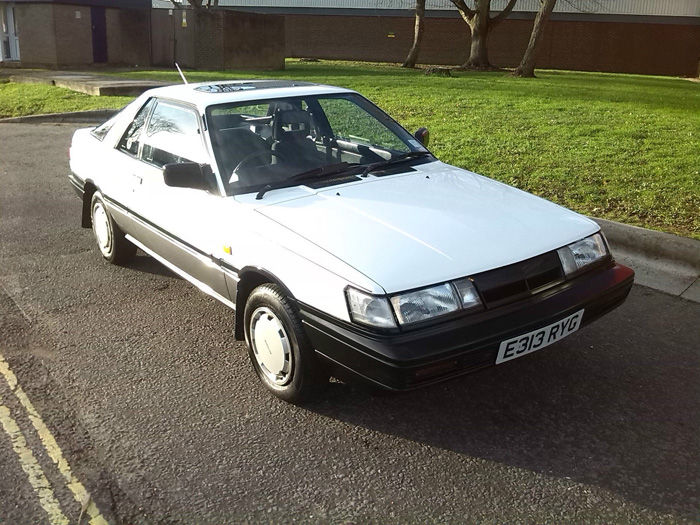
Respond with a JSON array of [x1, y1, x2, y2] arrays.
[[93, 202, 112, 256], [250, 307, 292, 386]]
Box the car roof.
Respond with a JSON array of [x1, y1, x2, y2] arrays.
[[145, 80, 356, 110]]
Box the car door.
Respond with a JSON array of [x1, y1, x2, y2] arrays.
[[128, 99, 231, 300], [100, 98, 157, 234]]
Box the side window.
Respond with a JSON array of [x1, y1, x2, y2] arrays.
[[91, 113, 118, 142], [117, 98, 155, 156], [141, 102, 206, 168]]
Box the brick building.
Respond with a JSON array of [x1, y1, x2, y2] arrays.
[[213, 0, 700, 77], [0, 0, 150, 68], [150, 8, 285, 70]]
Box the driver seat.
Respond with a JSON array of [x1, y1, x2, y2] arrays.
[[271, 110, 320, 169], [213, 127, 270, 184]]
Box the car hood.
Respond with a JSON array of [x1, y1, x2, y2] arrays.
[[255, 162, 599, 293]]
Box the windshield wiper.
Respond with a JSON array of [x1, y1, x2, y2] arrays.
[[254, 151, 431, 200], [255, 162, 358, 200], [361, 151, 432, 178]]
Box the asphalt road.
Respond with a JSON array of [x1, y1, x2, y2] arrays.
[[0, 123, 698, 524]]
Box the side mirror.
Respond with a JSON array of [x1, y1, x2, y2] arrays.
[[414, 127, 430, 147], [163, 162, 212, 192]]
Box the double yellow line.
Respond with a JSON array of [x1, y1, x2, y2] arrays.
[[0, 353, 108, 525]]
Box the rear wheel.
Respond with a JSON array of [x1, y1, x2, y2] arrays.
[[244, 284, 329, 403], [91, 192, 136, 265]]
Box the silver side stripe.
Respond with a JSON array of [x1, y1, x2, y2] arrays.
[[125, 234, 237, 311], [129, 213, 240, 281]]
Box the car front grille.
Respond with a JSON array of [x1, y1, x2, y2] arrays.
[[471, 251, 565, 309]]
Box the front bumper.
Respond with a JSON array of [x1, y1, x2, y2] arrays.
[[299, 262, 634, 391]]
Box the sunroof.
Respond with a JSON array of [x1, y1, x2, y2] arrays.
[[194, 80, 316, 93]]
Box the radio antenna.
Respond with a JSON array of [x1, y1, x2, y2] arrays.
[[175, 63, 188, 85]]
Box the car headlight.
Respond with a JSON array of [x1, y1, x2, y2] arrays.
[[557, 232, 608, 276], [391, 279, 482, 326], [346, 287, 397, 329], [390, 283, 459, 325]]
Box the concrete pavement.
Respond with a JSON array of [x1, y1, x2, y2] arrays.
[[0, 68, 166, 96]]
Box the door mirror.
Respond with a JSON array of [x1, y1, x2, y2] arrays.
[[414, 127, 430, 147], [163, 162, 212, 192]]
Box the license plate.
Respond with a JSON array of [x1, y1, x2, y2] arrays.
[[496, 309, 584, 364]]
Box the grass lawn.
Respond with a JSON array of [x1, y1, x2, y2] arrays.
[[2, 61, 698, 239], [0, 82, 133, 118]]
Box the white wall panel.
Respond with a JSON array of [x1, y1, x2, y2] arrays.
[[211, 0, 700, 17]]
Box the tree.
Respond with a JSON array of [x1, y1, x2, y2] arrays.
[[402, 0, 426, 68], [513, 0, 557, 77], [450, 0, 519, 69]]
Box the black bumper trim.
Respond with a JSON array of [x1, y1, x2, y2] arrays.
[[300, 262, 634, 391]]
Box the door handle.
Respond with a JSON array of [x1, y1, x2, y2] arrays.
[[132, 174, 143, 184]]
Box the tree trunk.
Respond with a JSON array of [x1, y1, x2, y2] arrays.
[[462, 16, 490, 69], [513, 0, 557, 77], [402, 0, 426, 68], [451, 0, 518, 70]]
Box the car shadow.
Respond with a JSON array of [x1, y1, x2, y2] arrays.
[[127, 253, 182, 280], [307, 287, 700, 519]]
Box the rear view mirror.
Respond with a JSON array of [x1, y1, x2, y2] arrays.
[[414, 127, 430, 147], [163, 162, 212, 192]]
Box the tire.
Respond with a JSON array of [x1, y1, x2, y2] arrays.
[[90, 192, 136, 265], [244, 284, 329, 403]]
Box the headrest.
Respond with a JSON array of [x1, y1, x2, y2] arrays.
[[273, 110, 312, 139]]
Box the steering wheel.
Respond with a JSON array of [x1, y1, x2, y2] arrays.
[[230, 151, 285, 184]]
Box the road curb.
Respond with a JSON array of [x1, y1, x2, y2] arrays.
[[0, 109, 117, 124], [593, 218, 700, 303]]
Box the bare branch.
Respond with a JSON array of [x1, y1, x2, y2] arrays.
[[490, 0, 518, 27], [450, 0, 475, 18]]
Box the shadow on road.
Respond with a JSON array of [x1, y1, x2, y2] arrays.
[[308, 287, 700, 519], [127, 254, 181, 279]]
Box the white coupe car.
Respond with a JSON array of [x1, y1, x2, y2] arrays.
[[69, 80, 634, 403]]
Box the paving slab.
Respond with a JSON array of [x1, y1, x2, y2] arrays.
[[4, 69, 167, 96], [52, 75, 167, 96]]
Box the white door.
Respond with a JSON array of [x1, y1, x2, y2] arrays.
[[130, 99, 231, 299], [0, 4, 19, 61]]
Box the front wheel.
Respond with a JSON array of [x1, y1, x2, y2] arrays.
[[91, 192, 136, 265], [244, 284, 329, 403]]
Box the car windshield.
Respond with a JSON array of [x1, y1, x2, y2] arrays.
[[205, 93, 430, 196]]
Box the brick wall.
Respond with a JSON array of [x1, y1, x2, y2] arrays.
[[285, 14, 700, 77], [223, 11, 285, 70], [13, 4, 58, 66], [151, 9, 284, 70], [194, 10, 225, 70], [151, 9, 196, 68], [106, 9, 150, 66], [54, 5, 93, 66], [194, 10, 285, 70], [15, 4, 149, 68]]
